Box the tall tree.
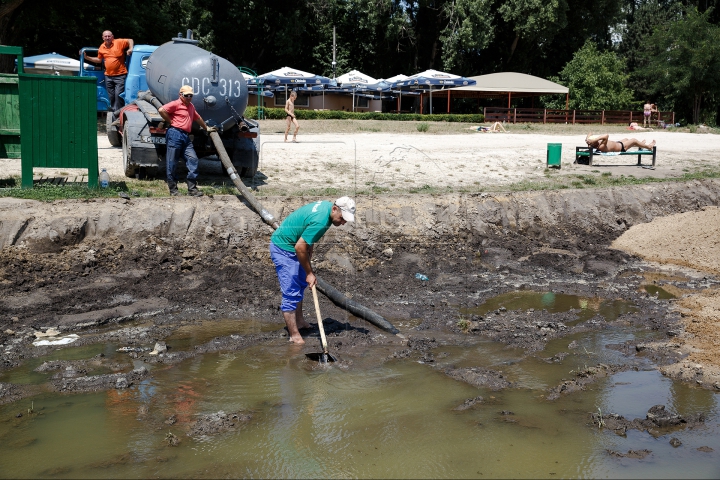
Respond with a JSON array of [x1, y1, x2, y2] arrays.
[[544, 40, 633, 109], [619, 0, 682, 101], [0, 0, 186, 73], [439, 0, 493, 73], [639, 7, 720, 123]]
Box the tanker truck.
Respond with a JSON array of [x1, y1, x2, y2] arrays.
[[94, 31, 259, 179]]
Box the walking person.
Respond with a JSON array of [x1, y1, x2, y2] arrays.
[[270, 197, 356, 344], [284, 91, 300, 142], [83, 31, 134, 112], [158, 85, 216, 196]]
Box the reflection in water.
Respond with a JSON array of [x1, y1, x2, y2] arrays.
[[0, 339, 718, 478], [643, 284, 677, 299], [462, 291, 639, 325]]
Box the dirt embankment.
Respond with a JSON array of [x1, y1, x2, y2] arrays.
[[2, 179, 720, 395], [612, 206, 720, 380]]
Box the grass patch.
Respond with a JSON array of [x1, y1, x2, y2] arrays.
[[416, 122, 429, 132]]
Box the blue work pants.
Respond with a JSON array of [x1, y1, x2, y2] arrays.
[[165, 127, 199, 183]]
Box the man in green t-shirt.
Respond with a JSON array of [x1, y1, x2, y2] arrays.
[[269, 197, 356, 344]]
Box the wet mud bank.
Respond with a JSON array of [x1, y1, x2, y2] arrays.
[[2, 179, 720, 403]]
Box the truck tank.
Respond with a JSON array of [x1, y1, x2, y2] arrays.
[[145, 35, 248, 130]]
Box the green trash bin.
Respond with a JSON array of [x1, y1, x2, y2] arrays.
[[547, 143, 562, 168]]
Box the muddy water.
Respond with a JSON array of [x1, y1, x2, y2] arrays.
[[462, 290, 639, 325], [1, 331, 719, 478]]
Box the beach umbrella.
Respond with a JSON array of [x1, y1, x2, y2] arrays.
[[392, 69, 476, 114], [256, 66, 332, 86], [19, 52, 90, 73], [383, 74, 409, 112], [257, 66, 332, 106], [334, 70, 379, 112]]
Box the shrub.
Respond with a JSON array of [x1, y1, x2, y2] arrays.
[[244, 106, 484, 123]]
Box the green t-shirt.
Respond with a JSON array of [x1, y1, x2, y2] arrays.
[[271, 200, 333, 252]]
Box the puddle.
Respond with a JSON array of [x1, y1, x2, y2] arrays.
[[165, 319, 283, 351], [462, 291, 639, 325], [643, 284, 678, 299], [1, 342, 718, 478], [0, 343, 120, 385]]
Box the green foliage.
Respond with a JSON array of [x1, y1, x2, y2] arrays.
[[244, 107, 484, 123], [638, 7, 720, 124], [543, 40, 634, 110], [440, 0, 494, 71], [619, 0, 682, 101], [417, 122, 429, 132]]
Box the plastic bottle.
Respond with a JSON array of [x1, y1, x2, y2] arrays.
[[99, 168, 110, 188], [415, 273, 429, 281]]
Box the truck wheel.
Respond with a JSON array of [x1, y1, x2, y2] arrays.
[[122, 126, 136, 178], [107, 112, 121, 147]]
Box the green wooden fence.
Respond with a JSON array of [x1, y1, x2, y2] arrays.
[[1, 45, 99, 189], [0, 46, 23, 160], [18, 73, 98, 188]]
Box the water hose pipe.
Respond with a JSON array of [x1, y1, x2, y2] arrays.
[[208, 131, 400, 336]]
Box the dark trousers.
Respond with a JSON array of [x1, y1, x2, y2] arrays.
[[165, 127, 200, 183], [106, 74, 127, 111]]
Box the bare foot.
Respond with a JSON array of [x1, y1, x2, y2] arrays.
[[288, 335, 305, 344], [284, 138, 288, 142]]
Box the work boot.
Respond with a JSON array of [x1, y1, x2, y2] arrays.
[[186, 180, 204, 197], [168, 181, 180, 196]]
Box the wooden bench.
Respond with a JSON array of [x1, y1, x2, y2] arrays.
[[575, 146, 656, 167]]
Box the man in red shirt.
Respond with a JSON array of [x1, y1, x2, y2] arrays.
[[158, 85, 216, 197], [84, 31, 134, 111]]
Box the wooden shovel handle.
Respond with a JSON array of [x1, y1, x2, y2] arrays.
[[312, 285, 329, 353]]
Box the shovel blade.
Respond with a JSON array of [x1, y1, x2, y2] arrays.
[[305, 352, 338, 363]]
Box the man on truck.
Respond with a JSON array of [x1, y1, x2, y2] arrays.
[[158, 85, 215, 197], [83, 31, 134, 111], [270, 197, 356, 344]]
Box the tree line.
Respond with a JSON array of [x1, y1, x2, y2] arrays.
[[1, 0, 719, 124]]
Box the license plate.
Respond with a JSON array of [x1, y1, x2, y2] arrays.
[[140, 135, 166, 144]]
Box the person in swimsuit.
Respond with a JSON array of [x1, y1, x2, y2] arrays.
[[643, 102, 653, 127], [586, 134, 655, 153], [284, 91, 300, 142]]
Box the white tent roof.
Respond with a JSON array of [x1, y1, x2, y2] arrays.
[[453, 72, 568, 94], [383, 74, 408, 83], [336, 69, 378, 85]]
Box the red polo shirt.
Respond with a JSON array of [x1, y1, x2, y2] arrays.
[[162, 98, 200, 133]]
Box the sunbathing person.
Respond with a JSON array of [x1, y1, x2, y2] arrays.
[[585, 134, 655, 153]]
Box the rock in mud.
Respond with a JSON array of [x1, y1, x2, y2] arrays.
[[697, 446, 714, 452], [0, 382, 25, 404], [49, 367, 149, 393], [149, 341, 167, 355], [590, 404, 705, 436], [165, 432, 181, 447], [669, 437, 682, 447], [444, 367, 514, 390], [607, 449, 652, 459], [452, 396, 484, 411], [188, 411, 251, 437], [547, 364, 624, 400]]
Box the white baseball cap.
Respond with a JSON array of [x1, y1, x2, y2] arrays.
[[335, 196, 355, 222]]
